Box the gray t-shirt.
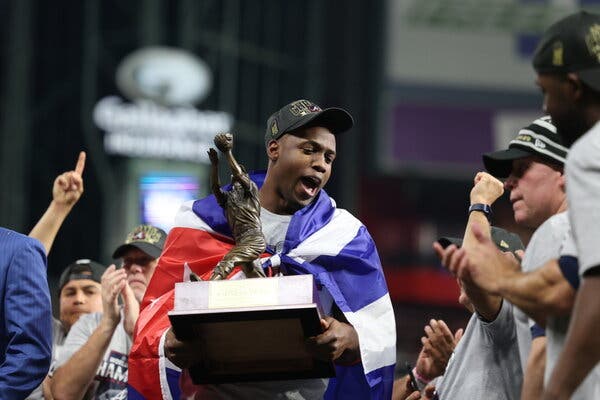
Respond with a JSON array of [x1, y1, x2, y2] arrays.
[[26, 317, 67, 400], [566, 121, 600, 276], [513, 211, 570, 372], [199, 209, 329, 400], [544, 228, 600, 399], [435, 299, 522, 400], [54, 312, 131, 400]]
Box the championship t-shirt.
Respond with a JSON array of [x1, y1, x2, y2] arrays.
[[54, 312, 131, 399]]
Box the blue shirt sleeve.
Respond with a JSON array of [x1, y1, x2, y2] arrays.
[[0, 234, 52, 399], [530, 323, 546, 339], [558, 256, 580, 290]]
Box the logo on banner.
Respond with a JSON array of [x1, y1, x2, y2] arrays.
[[94, 47, 233, 163]]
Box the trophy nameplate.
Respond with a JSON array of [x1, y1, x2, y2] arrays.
[[168, 275, 335, 384]]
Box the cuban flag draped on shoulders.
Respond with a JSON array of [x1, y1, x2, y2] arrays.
[[128, 172, 396, 400]]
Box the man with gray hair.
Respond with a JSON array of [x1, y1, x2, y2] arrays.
[[435, 115, 572, 399]]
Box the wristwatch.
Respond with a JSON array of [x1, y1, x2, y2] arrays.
[[469, 203, 492, 221]]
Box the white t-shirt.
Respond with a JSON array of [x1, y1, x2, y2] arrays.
[[435, 300, 522, 400], [543, 228, 600, 399], [513, 211, 570, 372], [566, 120, 600, 276], [260, 207, 292, 253]]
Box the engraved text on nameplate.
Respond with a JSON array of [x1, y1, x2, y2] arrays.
[[208, 279, 279, 309]]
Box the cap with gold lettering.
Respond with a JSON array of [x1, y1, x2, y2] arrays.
[[265, 99, 353, 145], [533, 10, 600, 91], [112, 224, 167, 259]]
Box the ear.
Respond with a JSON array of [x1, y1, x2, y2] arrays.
[[558, 168, 566, 191], [566, 73, 584, 101], [266, 140, 280, 162]]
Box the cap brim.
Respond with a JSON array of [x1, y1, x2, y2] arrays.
[[577, 68, 600, 92], [482, 148, 532, 178], [437, 237, 462, 249], [112, 242, 162, 259], [58, 260, 106, 292], [490, 226, 525, 253], [439, 227, 523, 252], [285, 107, 354, 136]]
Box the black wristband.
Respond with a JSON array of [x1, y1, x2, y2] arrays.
[[469, 203, 492, 221]]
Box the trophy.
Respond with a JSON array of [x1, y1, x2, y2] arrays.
[[208, 132, 266, 280], [169, 133, 334, 384]]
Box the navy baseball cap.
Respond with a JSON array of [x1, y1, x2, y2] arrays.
[[265, 99, 354, 144], [533, 10, 600, 91], [58, 259, 106, 292], [438, 226, 524, 254], [483, 116, 568, 178], [112, 224, 167, 259]]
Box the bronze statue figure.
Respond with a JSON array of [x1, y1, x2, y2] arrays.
[[207, 133, 267, 280]]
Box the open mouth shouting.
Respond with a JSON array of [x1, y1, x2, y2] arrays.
[[299, 176, 322, 199]]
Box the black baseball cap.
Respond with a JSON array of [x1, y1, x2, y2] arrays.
[[112, 224, 167, 259], [438, 226, 524, 254], [533, 10, 600, 91], [483, 116, 568, 178], [265, 99, 354, 144], [58, 259, 106, 292]]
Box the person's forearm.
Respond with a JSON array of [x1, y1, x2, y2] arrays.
[[463, 283, 502, 321], [497, 261, 574, 326], [543, 276, 600, 399], [462, 207, 503, 320], [521, 337, 546, 400], [29, 201, 73, 254], [51, 320, 116, 400]]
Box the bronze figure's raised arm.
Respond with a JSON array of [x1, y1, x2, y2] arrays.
[[207, 133, 267, 280]]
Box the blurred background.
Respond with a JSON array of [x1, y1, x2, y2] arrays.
[[1, 0, 597, 373]]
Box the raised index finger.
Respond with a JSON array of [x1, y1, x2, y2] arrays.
[[75, 151, 86, 175]]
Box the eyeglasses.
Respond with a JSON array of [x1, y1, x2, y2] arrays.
[[120, 256, 155, 269]]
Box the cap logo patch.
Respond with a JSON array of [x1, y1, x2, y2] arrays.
[[270, 121, 278, 136], [515, 133, 533, 143], [552, 41, 564, 66], [500, 240, 509, 249], [585, 24, 600, 63], [126, 225, 162, 244], [534, 138, 546, 149], [289, 100, 321, 116]]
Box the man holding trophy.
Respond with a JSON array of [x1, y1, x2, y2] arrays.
[[128, 99, 396, 400]]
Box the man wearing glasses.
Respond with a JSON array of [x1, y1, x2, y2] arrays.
[[51, 225, 166, 400]]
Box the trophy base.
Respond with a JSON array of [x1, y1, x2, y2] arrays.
[[169, 303, 335, 384], [169, 275, 335, 384]]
